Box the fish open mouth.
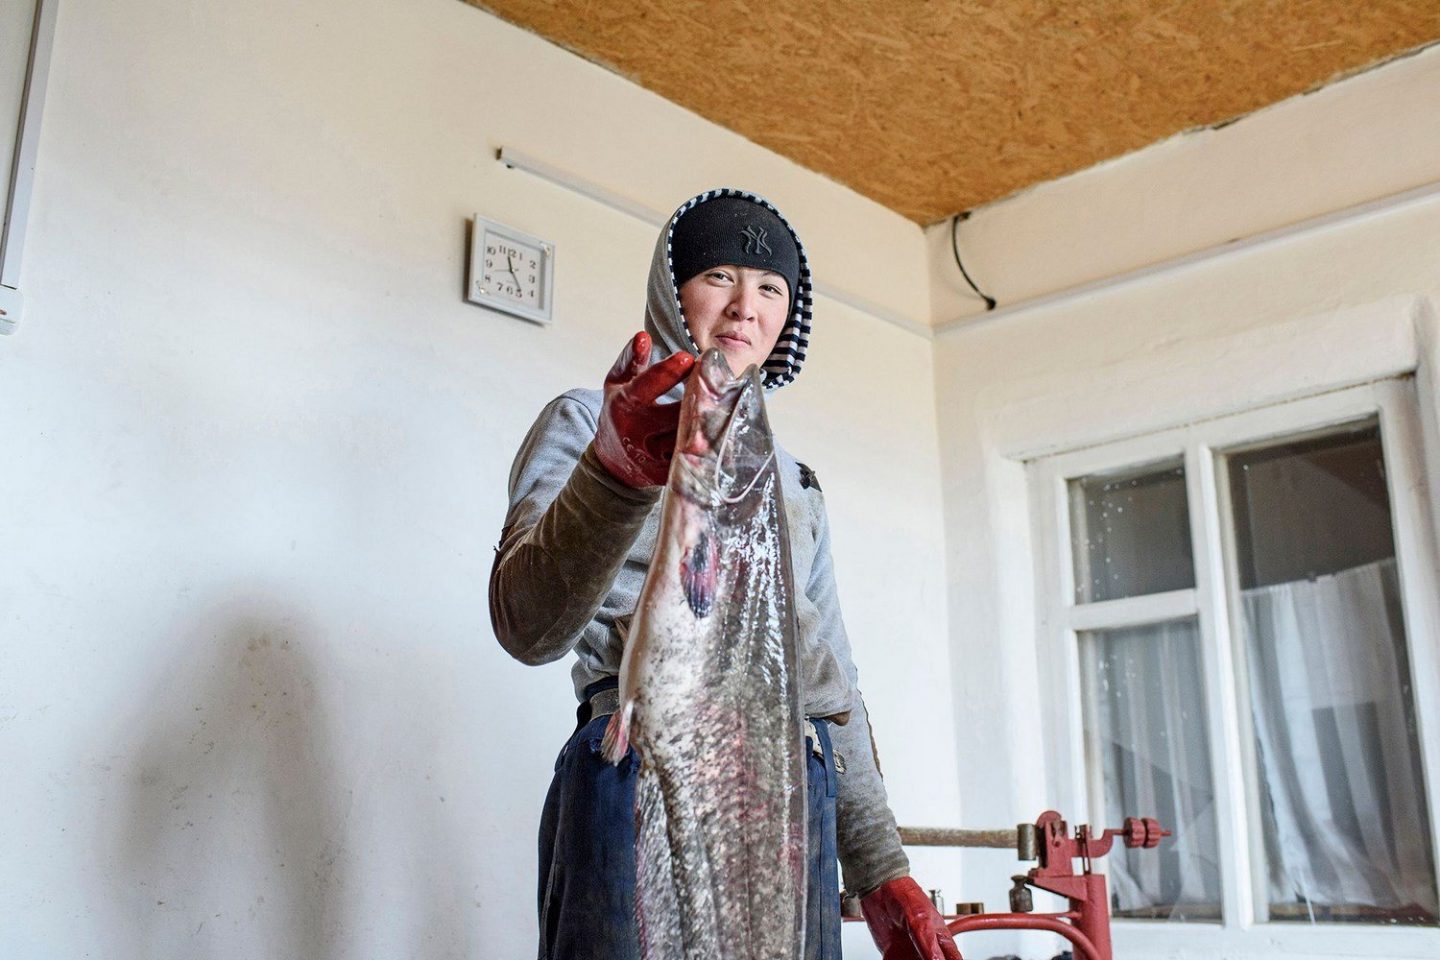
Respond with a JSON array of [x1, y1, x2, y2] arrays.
[[674, 350, 774, 506]]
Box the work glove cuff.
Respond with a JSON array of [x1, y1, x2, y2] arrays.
[[861, 876, 962, 960]]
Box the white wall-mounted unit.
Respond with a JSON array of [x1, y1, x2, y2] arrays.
[[0, 0, 57, 334]]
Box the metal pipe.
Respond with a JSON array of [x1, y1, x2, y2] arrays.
[[897, 826, 1016, 849], [947, 914, 1103, 960]]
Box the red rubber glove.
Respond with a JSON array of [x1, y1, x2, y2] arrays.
[[593, 331, 695, 488], [861, 876, 963, 960]]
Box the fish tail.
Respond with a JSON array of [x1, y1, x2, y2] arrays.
[[600, 699, 634, 765]]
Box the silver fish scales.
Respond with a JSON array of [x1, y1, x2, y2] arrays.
[[603, 348, 806, 960]]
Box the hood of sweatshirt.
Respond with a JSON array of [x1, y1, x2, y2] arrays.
[[643, 189, 813, 391]]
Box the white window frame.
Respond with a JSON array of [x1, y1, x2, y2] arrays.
[[1029, 376, 1440, 958], [0, 0, 58, 334]]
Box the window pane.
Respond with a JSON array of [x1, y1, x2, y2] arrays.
[[1069, 459, 1195, 603], [1229, 422, 1397, 588], [1080, 618, 1222, 921], [1227, 420, 1438, 925]]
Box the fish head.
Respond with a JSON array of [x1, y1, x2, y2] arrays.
[[672, 348, 775, 509]]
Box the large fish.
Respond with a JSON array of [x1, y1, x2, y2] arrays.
[[602, 348, 807, 960]]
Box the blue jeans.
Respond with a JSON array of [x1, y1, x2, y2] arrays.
[[537, 685, 842, 960]]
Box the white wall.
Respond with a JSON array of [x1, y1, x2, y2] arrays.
[[930, 48, 1440, 960], [0, 1, 954, 957]]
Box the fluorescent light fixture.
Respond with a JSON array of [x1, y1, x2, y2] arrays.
[[1, 0, 59, 335], [497, 147, 934, 338]]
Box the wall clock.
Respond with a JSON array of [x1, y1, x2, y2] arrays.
[[467, 214, 555, 325]]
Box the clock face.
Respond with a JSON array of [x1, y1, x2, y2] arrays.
[[480, 231, 543, 309], [468, 216, 554, 325]]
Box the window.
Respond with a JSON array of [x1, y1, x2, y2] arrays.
[[1031, 378, 1440, 955], [1066, 458, 1222, 920], [1227, 421, 1435, 925]]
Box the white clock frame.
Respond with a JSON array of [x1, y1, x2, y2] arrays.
[[466, 214, 556, 326]]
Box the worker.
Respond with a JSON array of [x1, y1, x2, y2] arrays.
[[490, 188, 961, 960]]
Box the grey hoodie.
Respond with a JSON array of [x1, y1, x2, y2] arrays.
[[489, 189, 909, 897]]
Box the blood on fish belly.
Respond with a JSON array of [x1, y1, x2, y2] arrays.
[[603, 349, 807, 960], [680, 529, 717, 619]]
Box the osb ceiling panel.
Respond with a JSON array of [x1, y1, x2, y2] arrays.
[[466, 1, 1440, 225]]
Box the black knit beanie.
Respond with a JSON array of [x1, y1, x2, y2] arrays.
[[670, 196, 801, 305]]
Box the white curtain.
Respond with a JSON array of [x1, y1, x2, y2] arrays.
[[1241, 558, 1437, 914], [1082, 619, 1222, 917]]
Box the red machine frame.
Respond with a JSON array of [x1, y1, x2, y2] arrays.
[[852, 810, 1169, 960]]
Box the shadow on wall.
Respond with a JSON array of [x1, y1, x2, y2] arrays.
[[105, 598, 350, 958]]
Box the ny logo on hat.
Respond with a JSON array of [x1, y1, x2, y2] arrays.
[[740, 225, 772, 256]]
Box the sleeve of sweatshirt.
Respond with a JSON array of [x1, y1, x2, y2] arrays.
[[489, 394, 660, 665], [807, 503, 912, 898]]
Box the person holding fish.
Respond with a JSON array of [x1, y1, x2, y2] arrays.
[[492, 189, 961, 960]]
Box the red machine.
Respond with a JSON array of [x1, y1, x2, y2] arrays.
[[852, 810, 1170, 960]]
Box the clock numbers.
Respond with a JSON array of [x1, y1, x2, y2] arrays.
[[480, 236, 543, 305]]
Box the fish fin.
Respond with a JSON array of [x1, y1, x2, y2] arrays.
[[680, 530, 717, 618], [600, 699, 633, 765]]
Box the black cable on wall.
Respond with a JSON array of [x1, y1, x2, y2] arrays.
[[951, 211, 996, 311]]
